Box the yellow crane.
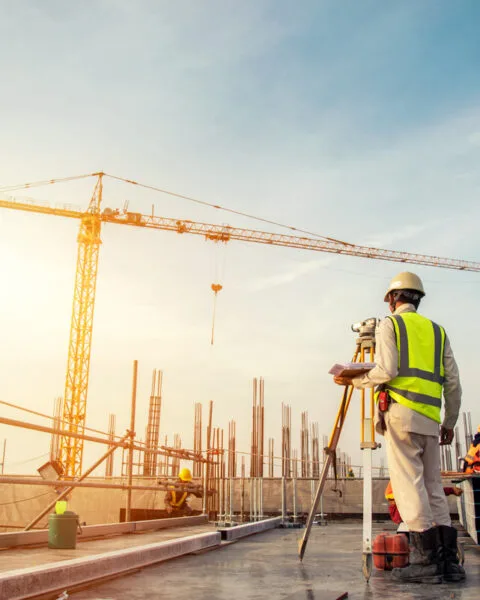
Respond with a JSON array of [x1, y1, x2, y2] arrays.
[[1, 172, 479, 477]]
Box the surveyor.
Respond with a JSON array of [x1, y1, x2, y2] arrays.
[[164, 468, 202, 516], [462, 425, 480, 474], [333, 272, 464, 584]]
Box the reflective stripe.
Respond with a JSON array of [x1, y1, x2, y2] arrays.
[[392, 315, 409, 374], [402, 367, 443, 384], [433, 322, 442, 379], [385, 385, 442, 408], [171, 491, 188, 507], [390, 315, 445, 384]]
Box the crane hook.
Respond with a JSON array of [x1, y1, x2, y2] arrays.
[[210, 283, 223, 345]]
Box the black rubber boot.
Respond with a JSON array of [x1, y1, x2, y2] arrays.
[[392, 527, 442, 584], [439, 525, 466, 582]]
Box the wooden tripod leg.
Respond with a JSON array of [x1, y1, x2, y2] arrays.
[[298, 384, 354, 560]]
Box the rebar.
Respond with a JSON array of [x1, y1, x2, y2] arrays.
[[282, 403, 292, 478], [193, 403, 202, 477], [49, 397, 62, 463], [126, 360, 138, 522], [144, 369, 162, 477], [105, 413, 116, 477]]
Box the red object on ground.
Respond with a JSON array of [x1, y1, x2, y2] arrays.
[[373, 533, 409, 570]]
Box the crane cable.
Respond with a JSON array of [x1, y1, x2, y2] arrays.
[[0, 171, 355, 247], [0, 172, 352, 245], [0, 173, 99, 193], [210, 283, 223, 345], [102, 172, 354, 246]]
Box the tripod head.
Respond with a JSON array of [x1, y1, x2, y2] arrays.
[[351, 317, 378, 348]]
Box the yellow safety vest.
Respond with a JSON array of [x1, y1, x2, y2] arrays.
[[382, 312, 445, 423], [170, 490, 188, 508]]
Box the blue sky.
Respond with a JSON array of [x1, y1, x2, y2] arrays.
[[0, 1, 479, 476]]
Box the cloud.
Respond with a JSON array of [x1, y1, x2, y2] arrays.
[[361, 224, 430, 249], [246, 257, 333, 291]]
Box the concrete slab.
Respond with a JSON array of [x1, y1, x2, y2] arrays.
[[218, 516, 282, 541], [69, 521, 480, 600], [0, 524, 216, 573], [0, 531, 221, 600], [0, 515, 208, 548]]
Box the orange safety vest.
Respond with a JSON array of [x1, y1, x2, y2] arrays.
[[385, 481, 395, 500], [464, 441, 480, 474]]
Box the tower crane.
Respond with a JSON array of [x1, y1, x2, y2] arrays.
[[1, 172, 479, 478]]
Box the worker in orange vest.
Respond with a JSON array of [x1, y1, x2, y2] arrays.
[[164, 468, 202, 516], [462, 425, 480, 474], [385, 480, 462, 530]]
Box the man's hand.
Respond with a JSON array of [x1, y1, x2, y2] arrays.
[[440, 426, 454, 446], [333, 376, 354, 386], [452, 486, 463, 497]]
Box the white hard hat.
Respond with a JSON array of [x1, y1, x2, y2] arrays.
[[384, 272, 425, 302]]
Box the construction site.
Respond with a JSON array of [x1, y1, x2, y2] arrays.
[[0, 171, 478, 600]]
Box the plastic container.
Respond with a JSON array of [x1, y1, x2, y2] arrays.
[[55, 501, 67, 515], [48, 510, 79, 549], [373, 532, 409, 570]]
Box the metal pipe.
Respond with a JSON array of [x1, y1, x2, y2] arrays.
[[0, 398, 122, 442], [24, 433, 129, 530], [249, 478, 253, 521], [225, 478, 229, 523], [292, 476, 297, 523], [229, 477, 233, 523], [241, 475, 245, 522], [0, 415, 122, 448], [0, 414, 206, 463], [202, 462, 208, 515], [219, 476, 224, 523], [126, 360, 138, 522], [224, 477, 228, 523], [1, 439, 6, 475], [0, 476, 203, 493], [281, 476, 286, 523], [259, 477, 263, 520]]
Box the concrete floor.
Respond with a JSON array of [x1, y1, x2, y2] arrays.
[[0, 524, 216, 573], [71, 522, 480, 600]]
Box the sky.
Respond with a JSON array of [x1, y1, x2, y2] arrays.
[[0, 1, 479, 477]]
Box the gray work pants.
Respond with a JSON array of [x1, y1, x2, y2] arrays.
[[384, 410, 451, 532]]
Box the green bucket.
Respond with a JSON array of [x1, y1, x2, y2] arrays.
[[48, 511, 80, 549]]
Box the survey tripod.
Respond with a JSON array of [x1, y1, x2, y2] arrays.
[[298, 318, 380, 581]]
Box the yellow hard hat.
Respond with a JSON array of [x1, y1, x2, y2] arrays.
[[178, 467, 192, 482], [384, 271, 425, 302]]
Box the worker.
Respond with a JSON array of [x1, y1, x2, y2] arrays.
[[385, 480, 463, 530], [334, 272, 464, 584], [164, 468, 202, 516], [462, 425, 480, 474], [347, 468, 355, 478]]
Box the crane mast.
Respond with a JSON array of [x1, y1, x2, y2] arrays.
[[1, 173, 479, 478], [60, 175, 103, 477]]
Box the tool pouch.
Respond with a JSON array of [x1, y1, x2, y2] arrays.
[[378, 390, 390, 413], [376, 386, 390, 432]]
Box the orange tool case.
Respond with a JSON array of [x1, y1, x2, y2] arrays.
[[373, 533, 409, 570]]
